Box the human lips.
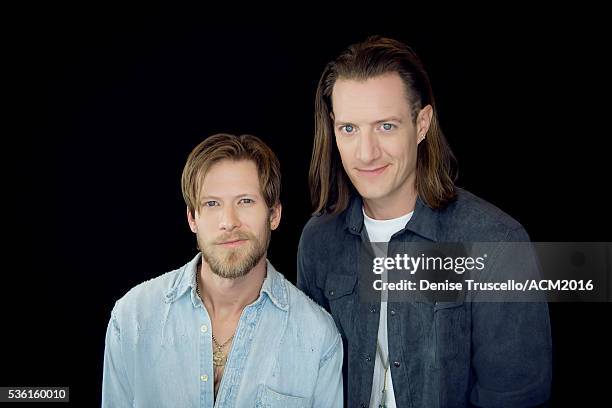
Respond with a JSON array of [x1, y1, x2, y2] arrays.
[[216, 237, 249, 248], [219, 239, 247, 248], [355, 164, 389, 177]]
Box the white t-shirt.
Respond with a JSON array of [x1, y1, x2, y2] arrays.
[[363, 208, 413, 408]]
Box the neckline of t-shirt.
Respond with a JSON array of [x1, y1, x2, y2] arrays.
[[362, 206, 414, 224]]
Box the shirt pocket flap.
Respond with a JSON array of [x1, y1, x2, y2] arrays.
[[324, 274, 357, 301], [256, 385, 309, 408], [433, 301, 464, 311]]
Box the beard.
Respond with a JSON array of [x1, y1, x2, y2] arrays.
[[198, 226, 270, 279]]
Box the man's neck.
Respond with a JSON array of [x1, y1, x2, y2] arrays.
[[363, 184, 418, 220], [198, 256, 267, 319]]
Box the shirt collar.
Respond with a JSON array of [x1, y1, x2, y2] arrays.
[[344, 193, 440, 242], [164, 253, 289, 311]]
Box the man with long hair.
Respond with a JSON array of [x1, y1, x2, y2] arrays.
[[298, 37, 551, 407]]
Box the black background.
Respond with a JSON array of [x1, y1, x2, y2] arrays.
[[4, 4, 611, 407]]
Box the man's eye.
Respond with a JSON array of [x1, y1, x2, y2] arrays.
[[381, 123, 395, 131], [203, 201, 219, 207], [341, 124, 355, 134], [239, 198, 254, 205]]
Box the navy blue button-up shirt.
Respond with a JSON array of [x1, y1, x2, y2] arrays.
[[297, 189, 552, 407]]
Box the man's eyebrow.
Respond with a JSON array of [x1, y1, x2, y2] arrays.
[[333, 117, 403, 125], [333, 119, 353, 126], [198, 195, 222, 203], [199, 193, 259, 201], [373, 116, 403, 124]]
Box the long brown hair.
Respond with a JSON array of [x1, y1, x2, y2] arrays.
[[310, 36, 457, 215]]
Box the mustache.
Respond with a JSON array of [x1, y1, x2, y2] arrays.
[[213, 231, 253, 244]]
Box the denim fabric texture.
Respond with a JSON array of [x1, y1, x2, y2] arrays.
[[103, 255, 343, 408], [297, 189, 552, 408]]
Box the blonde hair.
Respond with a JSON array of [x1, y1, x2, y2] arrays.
[[181, 133, 281, 217]]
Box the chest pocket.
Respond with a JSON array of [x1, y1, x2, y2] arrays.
[[255, 385, 309, 408], [324, 274, 357, 301], [323, 274, 358, 338], [434, 301, 467, 360]]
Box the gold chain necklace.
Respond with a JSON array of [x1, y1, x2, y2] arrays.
[[211, 333, 234, 367], [196, 276, 235, 367]]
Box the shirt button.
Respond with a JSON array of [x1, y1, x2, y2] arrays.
[[329, 290, 335, 296], [390, 309, 396, 316], [365, 355, 371, 362], [200, 374, 208, 382], [361, 403, 367, 407], [393, 361, 400, 368], [370, 306, 377, 313], [200, 324, 208, 333]]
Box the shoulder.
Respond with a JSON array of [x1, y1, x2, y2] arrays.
[[284, 278, 341, 350], [300, 211, 346, 240], [111, 264, 188, 325], [439, 188, 530, 241], [298, 210, 351, 260]]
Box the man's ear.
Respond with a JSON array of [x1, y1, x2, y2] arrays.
[[187, 207, 198, 233], [417, 105, 434, 144], [269, 203, 282, 231]]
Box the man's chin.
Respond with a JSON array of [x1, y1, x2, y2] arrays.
[[202, 249, 263, 279], [209, 259, 251, 279], [350, 179, 388, 199], [354, 188, 390, 202]]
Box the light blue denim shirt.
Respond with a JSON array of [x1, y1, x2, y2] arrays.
[[102, 254, 343, 408]]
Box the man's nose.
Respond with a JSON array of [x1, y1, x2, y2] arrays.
[[219, 205, 240, 231], [356, 130, 381, 163]]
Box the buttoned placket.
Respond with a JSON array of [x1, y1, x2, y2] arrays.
[[193, 295, 214, 406], [199, 292, 268, 407]]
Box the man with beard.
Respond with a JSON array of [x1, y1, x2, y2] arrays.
[[103, 134, 343, 407]]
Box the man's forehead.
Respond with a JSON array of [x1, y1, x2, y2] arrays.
[[198, 159, 262, 198], [332, 74, 411, 120]]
